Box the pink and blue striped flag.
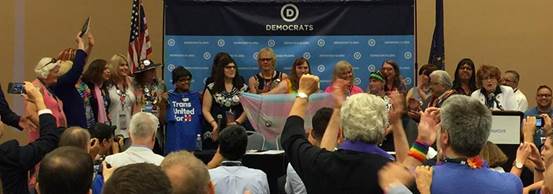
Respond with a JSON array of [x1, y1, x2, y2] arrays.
[[240, 93, 335, 141]]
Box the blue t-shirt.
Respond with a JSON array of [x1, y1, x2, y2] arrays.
[[432, 162, 522, 194], [91, 173, 104, 194], [524, 107, 553, 117], [165, 90, 203, 154]]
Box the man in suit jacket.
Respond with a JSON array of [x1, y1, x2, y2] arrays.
[[0, 82, 63, 194], [0, 83, 23, 130]]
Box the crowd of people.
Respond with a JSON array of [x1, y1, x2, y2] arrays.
[[0, 32, 552, 194]]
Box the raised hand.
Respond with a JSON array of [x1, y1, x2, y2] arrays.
[[417, 107, 440, 145], [87, 32, 95, 48], [523, 117, 537, 143], [515, 143, 532, 166], [525, 143, 545, 171], [75, 32, 85, 50], [297, 74, 320, 96], [388, 91, 404, 124]]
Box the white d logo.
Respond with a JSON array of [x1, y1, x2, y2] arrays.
[[281, 4, 299, 23]]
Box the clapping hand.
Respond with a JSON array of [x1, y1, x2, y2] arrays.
[[515, 143, 532, 166], [388, 91, 404, 125], [417, 107, 440, 145], [523, 117, 537, 143]]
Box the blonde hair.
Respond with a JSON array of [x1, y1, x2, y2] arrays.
[[479, 141, 507, 167], [332, 60, 355, 85], [109, 54, 129, 85], [258, 47, 277, 68], [34, 57, 60, 79]]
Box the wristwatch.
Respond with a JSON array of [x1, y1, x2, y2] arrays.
[[514, 159, 523, 169], [296, 92, 309, 100]]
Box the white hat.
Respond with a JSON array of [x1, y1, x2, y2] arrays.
[[35, 57, 60, 79]]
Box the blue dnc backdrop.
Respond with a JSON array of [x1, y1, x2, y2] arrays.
[[164, 0, 415, 92]]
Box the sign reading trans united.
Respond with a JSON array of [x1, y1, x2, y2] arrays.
[[164, 0, 415, 92]]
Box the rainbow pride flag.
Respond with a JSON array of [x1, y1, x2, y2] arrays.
[[240, 92, 335, 141]]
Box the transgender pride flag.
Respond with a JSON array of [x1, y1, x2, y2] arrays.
[[240, 93, 335, 141]]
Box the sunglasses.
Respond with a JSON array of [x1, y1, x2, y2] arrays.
[[39, 58, 58, 69], [258, 58, 273, 62]]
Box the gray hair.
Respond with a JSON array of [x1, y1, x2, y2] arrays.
[[129, 112, 159, 139], [441, 95, 492, 157], [258, 47, 277, 66], [34, 57, 59, 79], [161, 151, 211, 194], [430, 70, 453, 89], [505, 70, 520, 83], [341, 93, 387, 144]]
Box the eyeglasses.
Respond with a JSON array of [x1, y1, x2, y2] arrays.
[[258, 58, 273, 62], [39, 58, 58, 69], [538, 94, 552, 98], [225, 66, 236, 69]]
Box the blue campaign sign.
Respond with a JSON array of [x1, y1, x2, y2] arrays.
[[164, 1, 415, 92], [164, 35, 414, 91]]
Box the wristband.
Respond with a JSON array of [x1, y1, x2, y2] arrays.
[[408, 141, 430, 162]]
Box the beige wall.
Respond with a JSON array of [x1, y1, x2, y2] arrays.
[[417, 0, 553, 106], [2, 0, 552, 143]]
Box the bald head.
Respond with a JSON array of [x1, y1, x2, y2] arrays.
[[59, 127, 91, 151], [38, 146, 93, 194], [161, 151, 213, 194]]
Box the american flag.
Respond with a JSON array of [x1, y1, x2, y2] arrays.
[[127, 0, 152, 73]]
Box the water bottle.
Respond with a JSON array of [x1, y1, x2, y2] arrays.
[[196, 134, 203, 151]]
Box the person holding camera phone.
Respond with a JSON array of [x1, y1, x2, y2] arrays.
[[1, 82, 63, 194], [525, 85, 553, 145], [0, 83, 36, 130]]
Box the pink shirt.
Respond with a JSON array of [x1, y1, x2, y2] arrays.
[[27, 80, 67, 141], [324, 84, 364, 96]]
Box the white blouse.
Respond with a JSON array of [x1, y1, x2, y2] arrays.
[[471, 85, 517, 111]]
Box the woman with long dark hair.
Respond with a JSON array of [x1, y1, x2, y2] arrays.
[[82, 59, 111, 125], [202, 56, 248, 140], [452, 58, 477, 95], [266, 57, 311, 94], [380, 59, 406, 95]]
